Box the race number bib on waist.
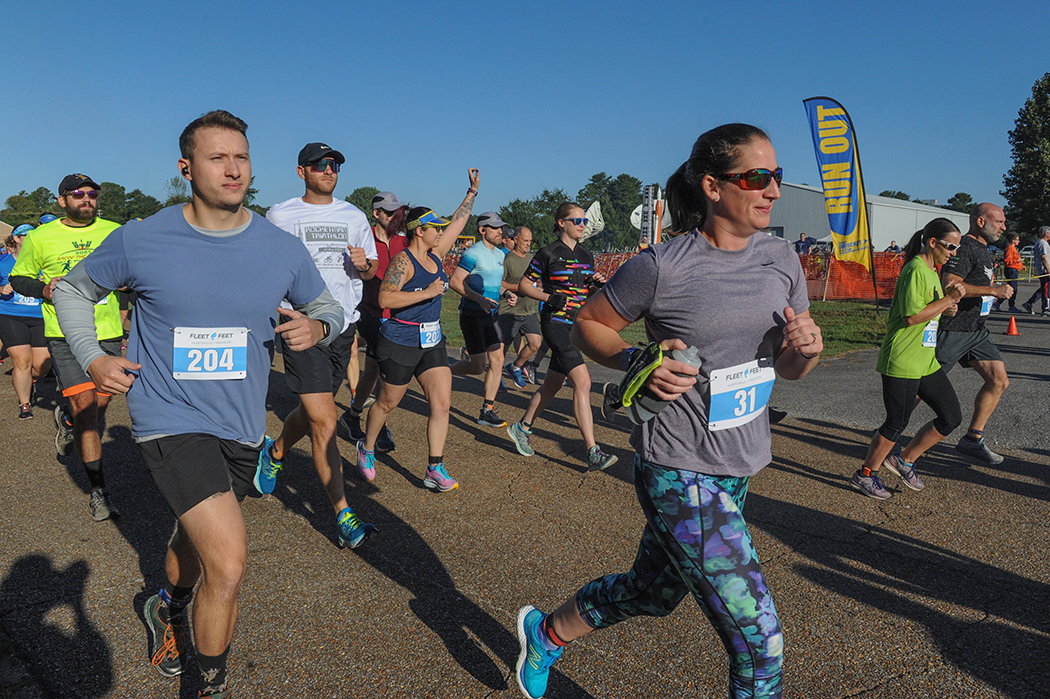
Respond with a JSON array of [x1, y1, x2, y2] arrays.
[[420, 320, 442, 348], [708, 359, 776, 432], [173, 327, 248, 380], [980, 296, 994, 316], [923, 319, 938, 347]]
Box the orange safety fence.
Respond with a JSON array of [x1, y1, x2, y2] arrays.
[[444, 251, 904, 301], [798, 252, 904, 301]]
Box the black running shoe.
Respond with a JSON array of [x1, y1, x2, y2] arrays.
[[18, 403, 33, 420], [375, 424, 396, 452]]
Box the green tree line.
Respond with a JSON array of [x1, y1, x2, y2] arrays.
[[4, 172, 645, 251]]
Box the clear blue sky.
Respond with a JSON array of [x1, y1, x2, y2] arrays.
[[2, 0, 1046, 217]]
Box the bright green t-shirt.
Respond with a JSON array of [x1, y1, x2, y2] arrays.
[[11, 217, 122, 339], [876, 255, 942, 379]]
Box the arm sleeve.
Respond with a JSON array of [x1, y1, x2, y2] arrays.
[[602, 248, 658, 323], [53, 264, 114, 372], [9, 235, 46, 298], [9, 275, 46, 299], [290, 286, 344, 347]]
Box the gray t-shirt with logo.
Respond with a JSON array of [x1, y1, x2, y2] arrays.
[[602, 231, 808, 477]]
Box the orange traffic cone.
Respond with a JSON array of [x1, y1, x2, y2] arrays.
[[1006, 316, 1020, 336]]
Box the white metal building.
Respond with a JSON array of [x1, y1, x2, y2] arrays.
[[766, 182, 970, 252]]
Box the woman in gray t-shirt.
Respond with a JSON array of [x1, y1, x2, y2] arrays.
[[513, 124, 824, 699]]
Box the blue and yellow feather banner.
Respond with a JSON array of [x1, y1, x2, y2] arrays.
[[803, 97, 873, 273]]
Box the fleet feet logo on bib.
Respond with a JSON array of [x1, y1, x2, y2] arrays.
[[173, 327, 248, 380]]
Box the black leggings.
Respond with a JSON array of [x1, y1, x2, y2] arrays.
[[877, 369, 962, 442]]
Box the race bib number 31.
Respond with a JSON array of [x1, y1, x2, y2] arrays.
[[173, 327, 248, 380], [708, 359, 775, 432]]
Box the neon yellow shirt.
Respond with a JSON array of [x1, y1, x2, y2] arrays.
[[11, 217, 122, 339], [876, 255, 942, 379]]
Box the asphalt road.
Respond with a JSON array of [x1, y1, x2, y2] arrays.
[[1, 307, 1047, 698]]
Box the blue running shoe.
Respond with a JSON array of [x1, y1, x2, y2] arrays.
[[337, 507, 378, 549], [254, 437, 282, 494], [516, 605, 562, 699], [506, 363, 527, 389]]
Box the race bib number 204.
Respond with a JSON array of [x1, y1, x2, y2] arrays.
[[173, 327, 248, 380]]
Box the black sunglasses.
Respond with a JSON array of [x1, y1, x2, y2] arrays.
[[308, 159, 340, 173]]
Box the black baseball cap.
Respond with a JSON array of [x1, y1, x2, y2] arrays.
[[298, 142, 346, 166], [59, 174, 101, 194]]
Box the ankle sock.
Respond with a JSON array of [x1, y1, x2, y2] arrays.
[[84, 459, 105, 489], [428, 455, 443, 466], [197, 645, 230, 694], [540, 615, 567, 649], [158, 584, 193, 624]]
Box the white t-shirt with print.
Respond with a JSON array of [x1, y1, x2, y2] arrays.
[[267, 198, 376, 329]]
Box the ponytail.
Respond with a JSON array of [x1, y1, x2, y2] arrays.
[[666, 161, 707, 232], [384, 205, 407, 236]]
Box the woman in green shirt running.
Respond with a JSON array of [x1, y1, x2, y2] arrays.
[[850, 218, 965, 500]]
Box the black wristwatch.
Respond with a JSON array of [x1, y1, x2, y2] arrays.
[[319, 320, 331, 340]]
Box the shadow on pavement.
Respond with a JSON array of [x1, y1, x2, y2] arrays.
[[748, 495, 1050, 696], [0, 555, 112, 697], [772, 418, 1050, 502], [269, 459, 595, 697]]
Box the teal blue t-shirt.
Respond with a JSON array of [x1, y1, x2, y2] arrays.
[[457, 242, 506, 315]]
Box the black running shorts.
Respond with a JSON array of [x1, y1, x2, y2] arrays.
[[280, 323, 357, 395], [376, 333, 449, 386], [0, 314, 46, 348], [541, 320, 584, 375], [460, 312, 501, 355], [137, 433, 261, 519]]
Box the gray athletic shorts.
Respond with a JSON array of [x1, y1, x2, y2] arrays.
[[935, 326, 1003, 372], [47, 336, 123, 397], [498, 313, 541, 346]]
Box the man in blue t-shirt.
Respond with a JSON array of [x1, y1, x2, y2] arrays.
[[794, 233, 814, 254], [53, 110, 343, 699], [449, 211, 515, 427]]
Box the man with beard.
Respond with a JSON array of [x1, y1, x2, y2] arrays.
[[52, 110, 342, 698], [10, 173, 122, 520], [255, 142, 378, 549], [935, 202, 1013, 465]]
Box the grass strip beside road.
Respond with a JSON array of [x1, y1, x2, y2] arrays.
[[439, 297, 885, 360]]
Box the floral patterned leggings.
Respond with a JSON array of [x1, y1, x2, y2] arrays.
[[575, 456, 783, 699]]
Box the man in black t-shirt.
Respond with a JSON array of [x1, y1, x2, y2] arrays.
[[935, 203, 1012, 465]]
